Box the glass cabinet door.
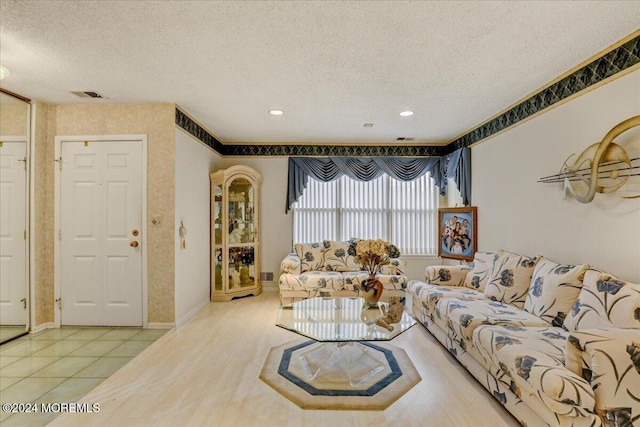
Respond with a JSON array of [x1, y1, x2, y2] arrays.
[[227, 177, 255, 289], [214, 248, 223, 291], [213, 185, 223, 245], [228, 247, 255, 289], [227, 177, 254, 244]]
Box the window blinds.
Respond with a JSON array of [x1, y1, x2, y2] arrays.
[[293, 174, 438, 255]]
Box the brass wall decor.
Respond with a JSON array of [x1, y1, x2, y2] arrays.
[[539, 116, 640, 203]]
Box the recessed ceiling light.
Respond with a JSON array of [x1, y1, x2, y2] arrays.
[[0, 66, 9, 80], [399, 110, 414, 117], [269, 109, 284, 116]]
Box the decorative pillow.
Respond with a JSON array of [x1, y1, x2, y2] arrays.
[[523, 258, 588, 326], [380, 257, 405, 275], [464, 252, 499, 291], [323, 240, 359, 272], [483, 251, 539, 308], [293, 242, 324, 273], [563, 269, 640, 331]]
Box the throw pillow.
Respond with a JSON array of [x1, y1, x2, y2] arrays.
[[563, 269, 640, 331], [323, 240, 360, 272], [464, 251, 499, 291], [293, 242, 324, 273], [483, 251, 539, 308], [523, 258, 588, 326]]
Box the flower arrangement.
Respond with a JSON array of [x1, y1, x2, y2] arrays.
[[348, 239, 401, 276]]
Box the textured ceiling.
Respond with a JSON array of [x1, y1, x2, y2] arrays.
[[1, 1, 638, 145]]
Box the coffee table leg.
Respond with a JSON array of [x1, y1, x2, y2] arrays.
[[299, 342, 385, 386], [299, 342, 338, 380]]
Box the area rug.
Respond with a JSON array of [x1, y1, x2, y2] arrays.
[[260, 339, 421, 410]]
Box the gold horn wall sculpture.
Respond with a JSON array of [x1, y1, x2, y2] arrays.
[[538, 115, 640, 203]]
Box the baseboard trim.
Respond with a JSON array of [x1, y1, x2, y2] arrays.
[[30, 322, 55, 334], [175, 299, 210, 328], [147, 322, 175, 329]]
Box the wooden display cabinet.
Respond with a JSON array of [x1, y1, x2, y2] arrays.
[[210, 165, 262, 301]]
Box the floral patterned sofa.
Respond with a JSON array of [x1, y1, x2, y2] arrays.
[[407, 250, 640, 427], [278, 240, 407, 305]]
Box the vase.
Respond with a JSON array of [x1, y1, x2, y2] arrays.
[[360, 274, 384, 308], [240, 265, 250, 284]]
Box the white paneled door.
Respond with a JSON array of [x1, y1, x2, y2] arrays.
[[60, 140, 143, 326], [0, 141, 27, 325]]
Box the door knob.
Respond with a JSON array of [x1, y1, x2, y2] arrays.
[[130, 241, 139, 248]]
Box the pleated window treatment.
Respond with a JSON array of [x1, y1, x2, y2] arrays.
[[286, 147, 470, 213], [287, 148, 470, 255]]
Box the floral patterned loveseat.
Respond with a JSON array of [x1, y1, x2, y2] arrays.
[[407, 250, 640, 427], [278, 240, 407, 305]]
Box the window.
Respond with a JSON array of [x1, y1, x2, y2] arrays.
[[292, 173, 439, 255]]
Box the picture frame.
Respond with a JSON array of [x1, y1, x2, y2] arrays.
[[438, 206, 477, 262]]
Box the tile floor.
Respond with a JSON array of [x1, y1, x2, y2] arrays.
[[0, 327, 168, 426], [0, 327, 27, 343]]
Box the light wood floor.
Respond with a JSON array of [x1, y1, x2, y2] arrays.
[[49, 292, 518, 427]]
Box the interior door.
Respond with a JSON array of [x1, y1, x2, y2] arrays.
[[59, 140, 142, 326], [0, 141, 27, 325]]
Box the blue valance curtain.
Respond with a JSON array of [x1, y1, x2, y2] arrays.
[[286, 147, 471, 212]]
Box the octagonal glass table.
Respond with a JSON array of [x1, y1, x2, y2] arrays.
[[276, 297, 416, 386]]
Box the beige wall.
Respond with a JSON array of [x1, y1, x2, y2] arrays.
[[0, 102, 29, 136], [34, 103, 177, 325], [33, 101, 56, 324], [472, 69, 640, 283]]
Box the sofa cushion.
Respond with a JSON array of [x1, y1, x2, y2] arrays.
[[563, 269, 640, 331], [464, 252, 499, 291], [409, 281, 487, 312], [434, 299, 548, 342], [342, 272, 407, 291], [523, 258, 588, 326], [279, 271, 344, 291], [566, 328, 640, 423], [473, 325, 568, 374], [294, 242, 325, 272], [484, 251, 539, 308], [323, 240, 360, 272], [473, 325, 595, 416]]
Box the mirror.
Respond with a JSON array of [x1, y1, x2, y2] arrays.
[[0, 89, 30, 344]]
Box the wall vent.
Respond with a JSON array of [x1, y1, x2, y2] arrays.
[[260, 272, 274, 282], [71, 91, 105, 99]]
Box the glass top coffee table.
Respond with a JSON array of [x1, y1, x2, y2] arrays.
[[276, 297, 416, 386]]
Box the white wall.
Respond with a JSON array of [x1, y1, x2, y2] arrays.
[[472, 70, 640, 283], [174, 128, 224, 324], [221, 156, 450, 282]]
